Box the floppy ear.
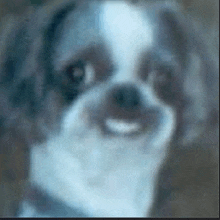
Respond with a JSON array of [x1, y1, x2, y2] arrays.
[[158, 7, 190, 66], [158, 7, 218, 146], [180, 53, 208, 145], [0, 0, 79, 143], [180, 43, 219, 146]]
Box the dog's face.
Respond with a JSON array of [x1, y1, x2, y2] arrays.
[[1, 0, 217, 218], [51, 1, 179, 153], [54, 1, 177, 141]]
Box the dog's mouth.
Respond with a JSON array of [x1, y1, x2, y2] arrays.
[[87, 86, 162, 137], [105, 118, 142, 135], [102, 109, 160, 137], [88, 103, 161, 137]]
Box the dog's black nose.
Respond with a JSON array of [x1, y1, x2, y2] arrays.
[[110, 84, 141, 109]]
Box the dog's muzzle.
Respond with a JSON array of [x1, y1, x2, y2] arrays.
[[90, 83, 162, 136]]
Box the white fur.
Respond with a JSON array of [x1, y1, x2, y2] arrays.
[[100, 1, 153, 72], [100, 1, 153, 83]]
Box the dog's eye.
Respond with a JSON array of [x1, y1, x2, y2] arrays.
[[66, 60, 86, 84], [66, 60, 95, 85]]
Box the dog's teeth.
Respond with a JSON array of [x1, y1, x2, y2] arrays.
[[105, 119, 141, 134]]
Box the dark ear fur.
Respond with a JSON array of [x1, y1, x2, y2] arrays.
[[158, 7, 219, 146], [0, 2, 76, 216], [150, 5, 219, 218], [158, 9, 189, 64], [0, 1, 79, 145]]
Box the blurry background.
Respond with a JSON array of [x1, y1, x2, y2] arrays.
[[0, 0, 219, 217]]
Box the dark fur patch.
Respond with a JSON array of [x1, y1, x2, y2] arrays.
[[41, 2, 77, 86], [3, 26, 30, 83]]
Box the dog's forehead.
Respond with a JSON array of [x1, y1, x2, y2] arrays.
[[99, 1, 153, 69], [54, 1, 155, 70]]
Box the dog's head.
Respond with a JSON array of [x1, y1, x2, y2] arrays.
[[1, 0, 216, 149], [0, 0, 218, 217], [23, 0, 215, 148], [52, 1, 179, 152]]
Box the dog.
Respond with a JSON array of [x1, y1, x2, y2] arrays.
[[0, 0, 218, 217]]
